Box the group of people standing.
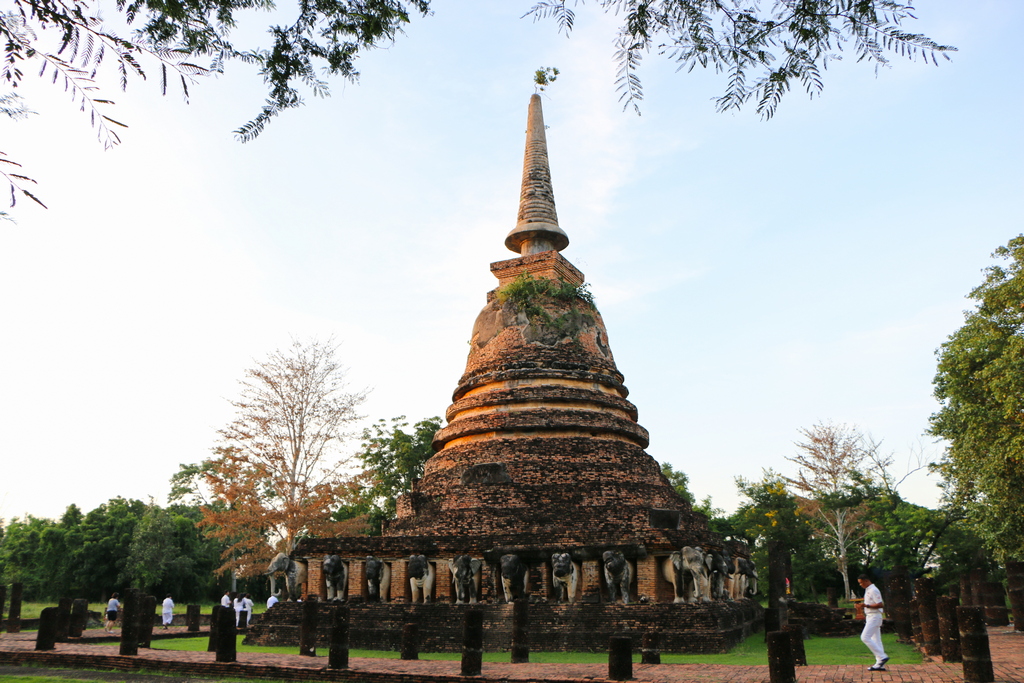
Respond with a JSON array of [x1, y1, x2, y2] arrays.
[[103, 592, 176, 631], [222, 591, 256, 628]]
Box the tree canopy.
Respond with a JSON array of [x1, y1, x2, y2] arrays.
[[198, 338, 369, 575], [345, 415, 442, 535], [931, 234, 1024, 561], [2, 1, 952, 144], [0, 498, 224, 601]]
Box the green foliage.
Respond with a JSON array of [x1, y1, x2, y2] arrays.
[[121, 504, 221, 598], [534, 66, 559, 91], [931, 234, 1024, 560], [732, 470, 839, 600], [525, 1, 954, 118], [734, 470, 812, 549], [498, 273, 594, 310], [660, 462, 694, 504], [0, 498, 224, 602], [496, 273, 596, 337], [347, 415, 443, 534]]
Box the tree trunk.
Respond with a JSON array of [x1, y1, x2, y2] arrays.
[[838, 554, 851, 600]]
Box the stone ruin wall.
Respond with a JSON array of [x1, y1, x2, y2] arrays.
[[245, 600, 762, 654], [295, 537, 751, 606]]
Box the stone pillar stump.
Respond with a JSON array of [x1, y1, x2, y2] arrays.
[[957, 606, 993, 683]]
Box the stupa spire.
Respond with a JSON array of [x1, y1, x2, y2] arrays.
[[504, 93, 570, 255]]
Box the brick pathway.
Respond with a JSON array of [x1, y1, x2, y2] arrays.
[[1, 627, 1020, 683]]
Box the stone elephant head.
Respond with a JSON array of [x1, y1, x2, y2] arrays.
[[499, 554, 528, 603], [407, 554, 435, 603], [664, 546, 707, 603], [602, 550, 631, 604], [448, 555, 482, 604], [365, 556, 391, 602], [705, 549, 731, 601], [550, 552, 579, 604], [265, 552, 306, 601], [323, 554, 347, 602]]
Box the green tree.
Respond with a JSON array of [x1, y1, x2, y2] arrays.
[[123, 504, 196, 596], [785, 421, 881, 599], [527, 1, 953, 117], [931, 234, 1024, 560], [732, 470, 833, 601], [0, 515, 56, 598], [350, 415, 442, 534], [660, 462, 694, 504]]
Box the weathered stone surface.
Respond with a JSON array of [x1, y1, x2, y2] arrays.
[[916, 577, 941, 656], [69, 599, 88, 638], [55, 598, 72, 643], [767, 630, 796, 683], [607, 636, 632, 681], [957, 605, 993, 683], [35, 608, 58, 651], [886, 568, 913, 643], [8, 583, 23, 634], [937, 595, 962, 663], [119, 589, 140, 657]]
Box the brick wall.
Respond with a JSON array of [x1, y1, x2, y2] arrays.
[[245, 600, 762, 654]]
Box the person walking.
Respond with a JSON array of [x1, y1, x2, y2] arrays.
[[233, 593, 245, 628], [104, 593, 120, 633], [161, 594, 175, 629], [858, 574, 889, 671], [243, 593, 255, 626]]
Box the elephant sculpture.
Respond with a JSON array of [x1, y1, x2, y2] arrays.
[[323, 554, 347, 602], [265, 552, 308, 601], [731, 557, 757, 598], [365, 556, 391, 602], [705, 549, 731, 601], [663, 546, 708, 603], [500, 554, 528, 603], [602, 550, 631, 604], [449, 555, 482, 604], [407, 554, 435, 603], [550, 552, 579, 604]]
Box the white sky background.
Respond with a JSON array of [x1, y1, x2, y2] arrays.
[[1, 1, 1022, 522]]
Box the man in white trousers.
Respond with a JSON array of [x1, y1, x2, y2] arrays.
[[161, 595, 175, 629], [858, 574, 889, 671]]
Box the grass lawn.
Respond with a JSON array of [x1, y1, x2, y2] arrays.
[[11, 602, 269, 622], [141, 632, 919, 666]]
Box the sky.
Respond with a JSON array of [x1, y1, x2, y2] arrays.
[[1, 1, 1022, 523]]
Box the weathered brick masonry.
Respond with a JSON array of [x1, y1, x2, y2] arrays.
[[254, 93, 761, 652], [247, 601, 761, 654]]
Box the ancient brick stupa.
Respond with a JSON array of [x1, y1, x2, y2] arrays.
[[387, 93, 702, 546], [249, 94, 761, 653]]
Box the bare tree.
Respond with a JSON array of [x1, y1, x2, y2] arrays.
[[786, 421, 880, 600], [199, 338, 369, 576]]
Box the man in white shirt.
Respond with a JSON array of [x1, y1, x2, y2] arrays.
[[858, 574, 889, 671], [243, 593, 255, 625], [233, 594, 245, 627], [220, 591, 232, 608], [267, 594, 279, 609], [161, 595, 175, 629]]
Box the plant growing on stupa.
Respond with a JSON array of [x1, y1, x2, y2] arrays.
[[534, 66, 560, 91]]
